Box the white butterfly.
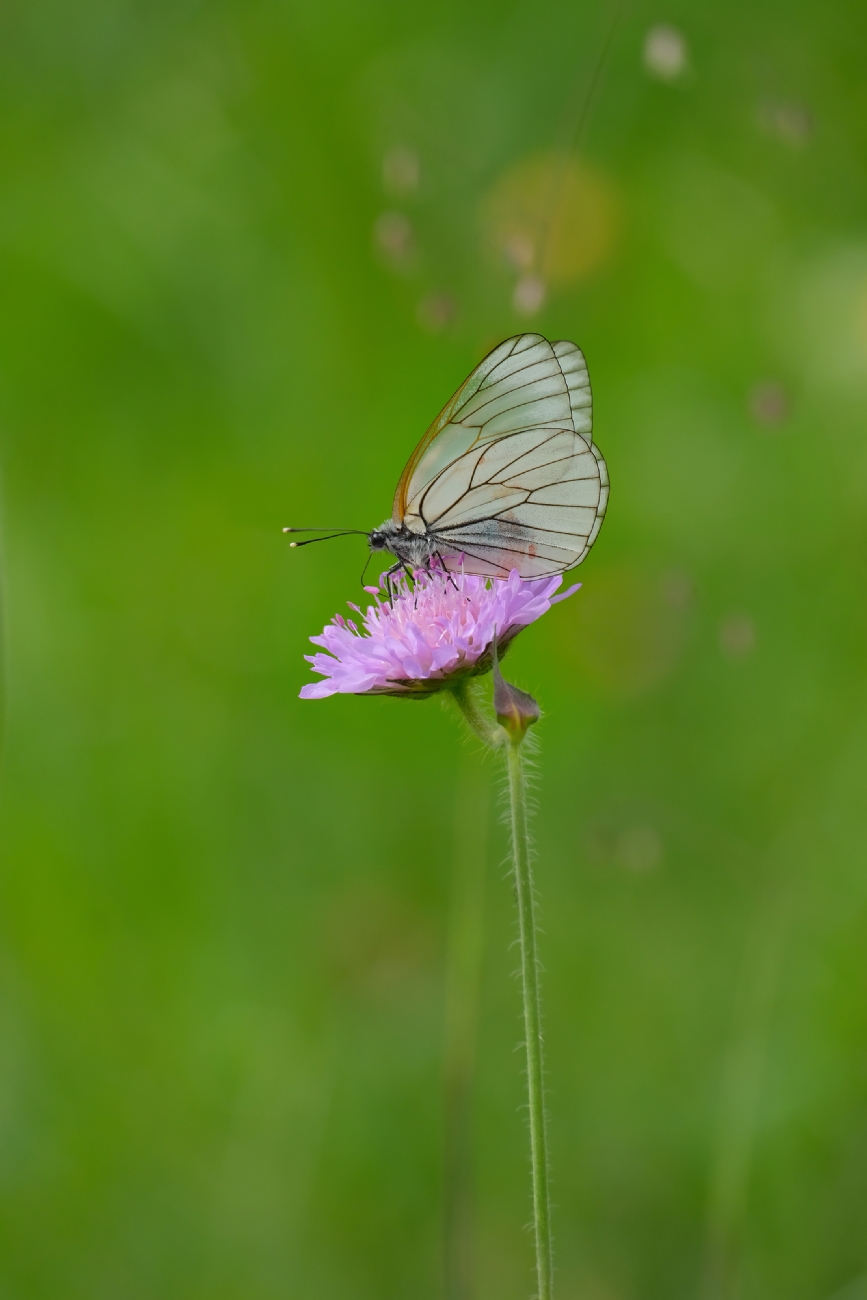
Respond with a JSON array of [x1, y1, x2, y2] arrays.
[[288, 333, 609, 580]]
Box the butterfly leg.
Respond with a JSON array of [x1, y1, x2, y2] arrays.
[[432, 550, 460, 591], [382, 561, 407, 602], [399, 562, 419, 607]]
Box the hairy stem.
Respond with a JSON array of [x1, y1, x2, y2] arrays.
[[448, 678, 505, 749], [506, 735, 553, 1300]]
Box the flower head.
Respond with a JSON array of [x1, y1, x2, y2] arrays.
[[300, 565, 579, 699], [493, 645, 541, 741]]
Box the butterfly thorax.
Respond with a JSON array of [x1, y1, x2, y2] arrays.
[[368, 519, 436, 568]]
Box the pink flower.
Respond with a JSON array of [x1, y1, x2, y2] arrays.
[[300, 566, 580, 699]]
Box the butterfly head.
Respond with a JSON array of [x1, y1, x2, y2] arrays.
[[368, 519, 400, 553]]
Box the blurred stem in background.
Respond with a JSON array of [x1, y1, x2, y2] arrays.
[[441, 751, 489, 1300], [701, 885, 793, 1300]]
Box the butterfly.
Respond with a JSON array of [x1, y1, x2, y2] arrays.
[[286, 332, 609, 581]]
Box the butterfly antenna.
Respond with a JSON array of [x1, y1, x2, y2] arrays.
[[359, 552, 374, 587], [283, 526, 368, 550], [283, 527, 367, 535], [283, 530, 367, 549]]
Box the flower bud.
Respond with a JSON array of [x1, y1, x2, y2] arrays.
[[493, 649, 540, 741]]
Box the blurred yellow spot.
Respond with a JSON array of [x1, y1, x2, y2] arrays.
[[481, 151, 619, 291]]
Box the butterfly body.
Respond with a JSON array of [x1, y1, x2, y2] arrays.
[[368, 519, 438, 570], [377, 332, 609, 581]]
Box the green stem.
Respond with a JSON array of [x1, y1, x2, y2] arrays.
[[448, 678, 505, 749], [506, 735, 553, 1300]]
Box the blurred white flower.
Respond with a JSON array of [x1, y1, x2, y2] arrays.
[[644, 25, 688, 80], [513, 274, 546, 315]]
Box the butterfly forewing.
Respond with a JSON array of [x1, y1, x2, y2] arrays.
[[390, 337, 522, 521], [393, 333, 608, 579], [552, 339, 593, 436]]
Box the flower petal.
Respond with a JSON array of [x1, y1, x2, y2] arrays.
[[299, 564, 576, 698]]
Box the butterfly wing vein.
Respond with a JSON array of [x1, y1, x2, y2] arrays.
[[394, 333, 608, 578]]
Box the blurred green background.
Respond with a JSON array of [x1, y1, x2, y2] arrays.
[[2, 0, 867, 1296]]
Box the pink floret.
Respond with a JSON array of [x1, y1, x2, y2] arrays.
[[299, 566, 580, 699]]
